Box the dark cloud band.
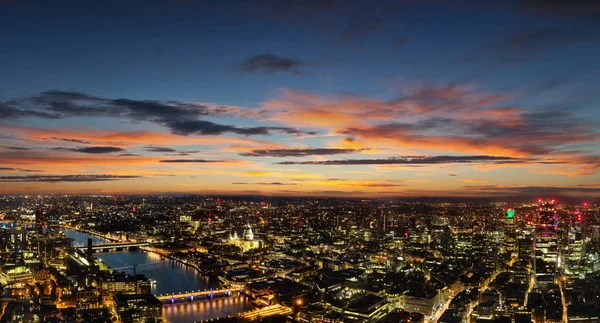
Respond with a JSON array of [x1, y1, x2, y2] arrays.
[[276, 155, 527, 165], [240, 148, 364, 157], [0, 174, 141, 182]]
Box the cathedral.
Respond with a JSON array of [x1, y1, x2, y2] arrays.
[[228, 224, 261, 252]]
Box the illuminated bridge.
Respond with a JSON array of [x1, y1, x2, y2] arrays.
[[157, 288, 241, 303], [237, 304, 292, 321], [196, 304, 293, 323], [75, 241, 150, 252]]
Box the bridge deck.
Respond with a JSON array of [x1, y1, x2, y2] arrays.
[[75, 241, 150, 249], [156, 289, 235, 301]]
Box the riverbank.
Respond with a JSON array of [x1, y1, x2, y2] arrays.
[[60, 227, 223, 294], [60, 225, 207, 277]]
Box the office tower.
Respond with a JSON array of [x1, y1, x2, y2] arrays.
[[534, 200, 559, 290], [564, 209, 585, 276], [504, 208, 517, 256], [35, 207, 47, 235]]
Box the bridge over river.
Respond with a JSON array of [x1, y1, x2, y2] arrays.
[[61, 228, 254, 323], [75, 241, 151, 252], [157, 288, 241, 303]]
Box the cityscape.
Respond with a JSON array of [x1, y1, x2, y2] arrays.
[[0, 196, 599, 322], [1, 0, 600, 322]]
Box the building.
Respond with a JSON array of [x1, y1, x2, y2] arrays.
[[100, 273, 151, 297], [228, 224, 261, 252], [329, 294, 389, 323], [504, 209, 517, 256], [565, 209, 586, 277], [114, 294, 163, 323], [403, 290, 443, 317], [534, 200, 559, 290]]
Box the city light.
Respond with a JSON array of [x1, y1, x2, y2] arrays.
[[0, 1, 597, 320]]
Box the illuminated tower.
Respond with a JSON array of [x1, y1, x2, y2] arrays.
[[503, 208, 517, 256], [35, 207, 47, 235], [534, 199, 559, 290], [565, 206, 586, 276]]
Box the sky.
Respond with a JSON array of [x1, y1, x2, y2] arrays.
[[1, 0, 600, 198]]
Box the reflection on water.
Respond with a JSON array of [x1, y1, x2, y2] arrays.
[[163, 295, 253, 323], [60, 228, 108, 245], [61, 229, 252, 322], [96, 250, 221, 295]]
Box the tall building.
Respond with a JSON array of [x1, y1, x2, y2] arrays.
[[564, 209, 586, 276], [35, 207, 47, 235], [504, 208, 517, 256], [534, 200, 559, 290]]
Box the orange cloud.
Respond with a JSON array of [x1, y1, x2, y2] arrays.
[[5, 126, 285, 149]]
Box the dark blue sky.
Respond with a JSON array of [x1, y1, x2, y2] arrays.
[[1, 0, 599, 196]]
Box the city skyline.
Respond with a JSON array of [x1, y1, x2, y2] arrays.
[[1, 0, 600, 197]]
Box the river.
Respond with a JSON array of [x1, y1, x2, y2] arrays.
[[60, 228, 253, 323]]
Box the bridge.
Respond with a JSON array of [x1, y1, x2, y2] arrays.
[[195, 304, 293, 323], [111, 260, 168, 271], [157, 288, 241, 303], [75, 241, 150, 252], [237, 304, 292, 321]]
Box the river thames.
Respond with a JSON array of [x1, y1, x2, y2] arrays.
[[61, 228, 253, 323]]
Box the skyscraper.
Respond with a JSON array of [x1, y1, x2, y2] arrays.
[[534, 200, 559, 290], [564, 208, 586, 276], [504, 208, 517, 256]]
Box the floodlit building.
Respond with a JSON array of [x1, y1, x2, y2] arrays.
[[228, 224, 261, 252], [534, 200, 559, 290]]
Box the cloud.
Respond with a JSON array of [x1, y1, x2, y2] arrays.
[[51, 137, 92, 144], [232, 181, 297, 186], [311, 179, 405, 188], [341, 16, 384, 41], [165, 120, 315, 137], [51, 146, 125, 154], [2, 145, 29, 150], [238, 54, 306, 75], [0, 103, 61, 119], [460, 179, 487, 183], [144, 146, 177, 153], [462, 185, 600, 195], [240, 148, 364, 157], [0, 149, 164, 170], [0, 174, 141, 182], [0, 167, 41, 172], [159, 159, 226, 163], [7, 126, 288, 150], [276, 155, 526, 165], [2, 91, 314, 138]]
